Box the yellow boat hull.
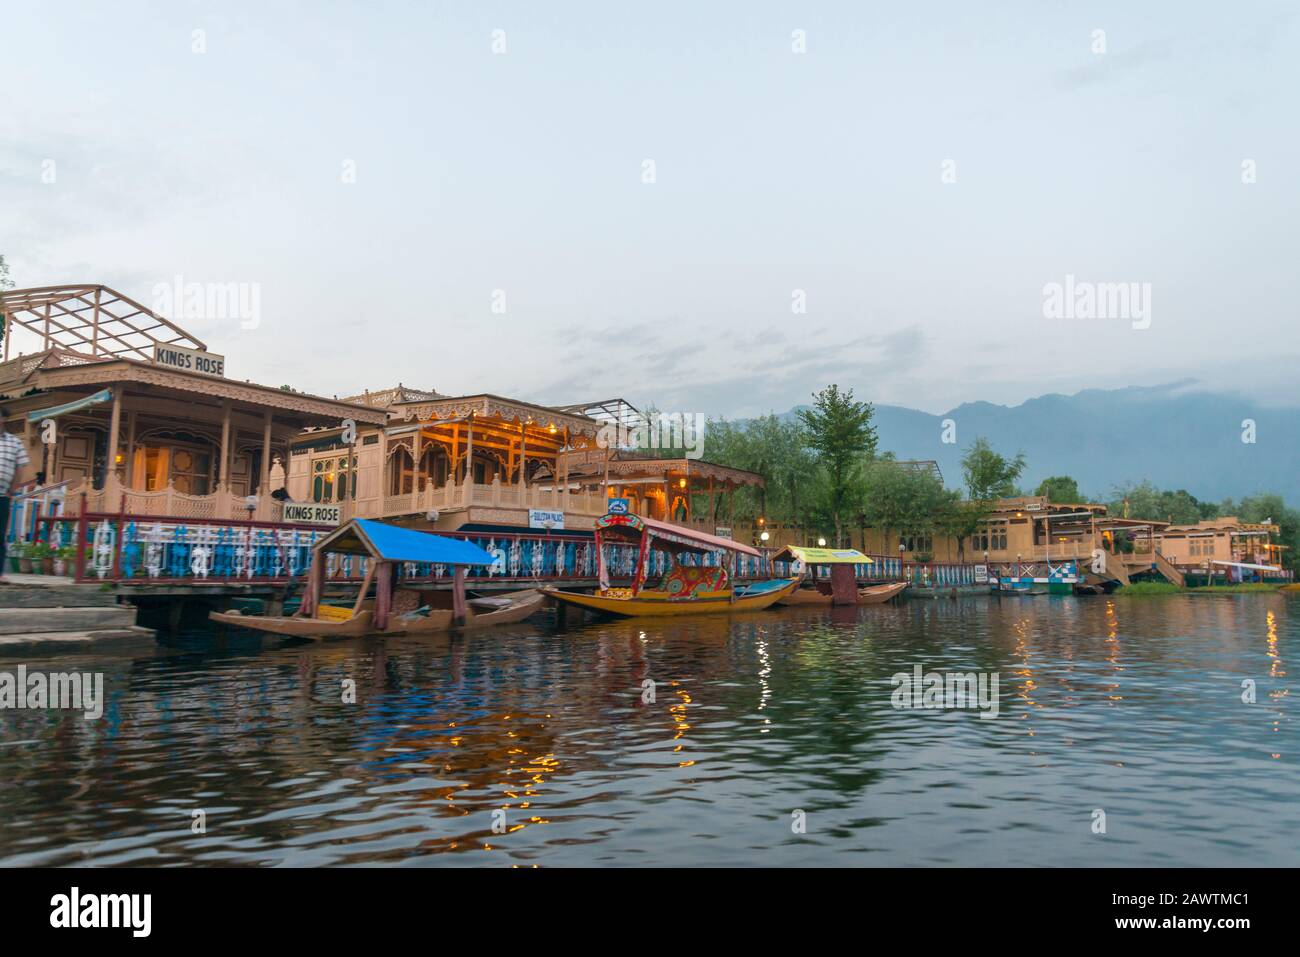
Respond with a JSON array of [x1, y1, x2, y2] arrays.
[[544, 579, 801, 618]]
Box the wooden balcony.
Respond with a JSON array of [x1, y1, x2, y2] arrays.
[[54, 474, 287, 523]]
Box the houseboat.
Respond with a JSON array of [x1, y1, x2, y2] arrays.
[[1, 284, 386, 537]]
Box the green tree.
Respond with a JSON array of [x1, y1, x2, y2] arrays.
[[701, 413, 815, 530], [861, 458, 959, 558], [1110, 481, 1215, 525], [1223, 492, 1299, 573], [797, 385, 877, 546], [961, 437, 1026, 501], [1035, 475, 1081, 503]]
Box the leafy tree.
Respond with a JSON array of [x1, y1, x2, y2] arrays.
[[701, 413, 815, 529], [937, 497, 991, 562], [1109, 481, 1215, 526], [861, 458, 960, 558], [1035, 475, 1081, 503], [961, 437, 1026, 501], [797, 385, 877, 546], [1223, 492, 1299, 572]]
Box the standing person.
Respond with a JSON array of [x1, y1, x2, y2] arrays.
[[0, 408, 33, 582]]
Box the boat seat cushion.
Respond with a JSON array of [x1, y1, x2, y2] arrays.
[[661, 563, 729, 599]]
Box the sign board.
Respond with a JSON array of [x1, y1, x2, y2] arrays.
[[607, 498, 630, 515], [973, 564, 989, 584], [529, 508, 565, 530], [714, 526, 733, 539], [152, 343, 226, 377], [283, 502, 342, 525]]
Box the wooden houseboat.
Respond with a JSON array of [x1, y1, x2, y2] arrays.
[[286, 390, 767, 539], [0, 284, 387, 534]]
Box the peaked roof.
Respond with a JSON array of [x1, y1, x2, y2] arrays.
[[316, 519, 495, 566], [595, 512, 761, 557], [773, 546, 872, 565], [1, 284, 207, 362]]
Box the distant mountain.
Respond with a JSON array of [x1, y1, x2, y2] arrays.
[[779, 384, 1300, 504]]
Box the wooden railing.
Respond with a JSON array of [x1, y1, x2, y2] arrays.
[[35, 508, 778, 586], [57, 474, 286, 522], [377, 478, 610, 522]]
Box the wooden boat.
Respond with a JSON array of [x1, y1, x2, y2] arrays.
[[776, 580, 909, 605], [211, 588, 545, 638], [208, 518, 542, 640], [544, 512, 798, 618], [770, 545, 905, 606]]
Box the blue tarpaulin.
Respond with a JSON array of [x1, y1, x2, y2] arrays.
[[27, 388, 113, 421], [334, 518, 495, 566]]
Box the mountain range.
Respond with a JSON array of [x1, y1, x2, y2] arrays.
[[781, 383, 1299, 505]]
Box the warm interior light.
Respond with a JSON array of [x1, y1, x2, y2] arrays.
[[678, 478, 687, 488]]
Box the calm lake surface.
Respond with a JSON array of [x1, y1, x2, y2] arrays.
[[0, 594, 1294, 867]]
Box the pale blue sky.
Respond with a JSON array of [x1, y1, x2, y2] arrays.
[[2, 1, 1297, 416]]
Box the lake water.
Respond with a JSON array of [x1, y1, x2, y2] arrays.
[[0, 594, 1293, 867]]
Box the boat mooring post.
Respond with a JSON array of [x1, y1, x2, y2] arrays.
[[451, 566, 468, 626]]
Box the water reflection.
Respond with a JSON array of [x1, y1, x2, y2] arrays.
[[0, 594, 1294, 866]]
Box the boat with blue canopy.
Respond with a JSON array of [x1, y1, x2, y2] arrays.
[[210, 518, 544, 638]]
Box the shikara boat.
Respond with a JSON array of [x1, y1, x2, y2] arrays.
[[770, 545, 908, 606], [543, 512, 798, 618], [209, 518, 544, 640]]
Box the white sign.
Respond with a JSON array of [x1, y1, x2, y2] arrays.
[[973, 564, 989, 584], [152, 343, 226, 377], [283, 502, 341, 525], [714, 526, 732, 539], [529, 508, 564, 530]]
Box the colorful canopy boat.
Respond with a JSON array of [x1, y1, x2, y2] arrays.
[[770, 545, 907, 605], [542, 512, 799, 617], [209, 518, 544, 639]]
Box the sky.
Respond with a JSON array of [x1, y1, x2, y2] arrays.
[[2, 1, 1297, 419]]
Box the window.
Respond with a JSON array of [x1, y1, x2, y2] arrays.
[[138, 443, 212, 495], [312, 458, 334, 503], [901, 534, 932, 553], [973, 524, 1008, 553], [389, 447, 414, 496], [314, 455, 356, 502]]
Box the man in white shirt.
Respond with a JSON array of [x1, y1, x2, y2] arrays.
[[0, 408, 34, 581]]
